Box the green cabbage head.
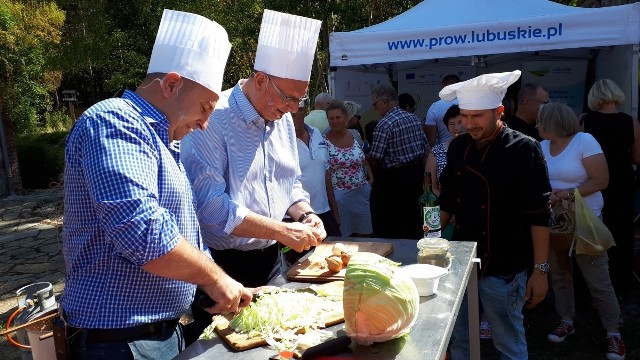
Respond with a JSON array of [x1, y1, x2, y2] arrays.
[[343, 252, 420, 345]]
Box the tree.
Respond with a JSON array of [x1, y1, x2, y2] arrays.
[[0, 0, 64, 194], [52, 0, 637, 112], [52, 0, 420, 107], [52, 0, 158, 103]]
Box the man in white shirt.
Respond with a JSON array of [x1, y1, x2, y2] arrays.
[[182, 10, 326, 337], [424, 74, 460, 147], [304, 92, 333, 133], [183, 9, 326, 286]]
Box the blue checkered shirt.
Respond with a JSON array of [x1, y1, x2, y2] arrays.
[[181, 82, 309, 251], [61, 90, 205, 328], [369, 106, 428, 168]]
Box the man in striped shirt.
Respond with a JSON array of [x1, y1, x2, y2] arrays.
[[182, 10, 327, 336]]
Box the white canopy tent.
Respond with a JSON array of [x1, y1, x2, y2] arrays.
[[329, 0, 640, 118]]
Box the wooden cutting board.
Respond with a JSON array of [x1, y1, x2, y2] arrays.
[[287, 241, 393, 282], [214, 281, 344, 351]]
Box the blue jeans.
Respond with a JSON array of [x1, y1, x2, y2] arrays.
[[450, 271, 528, 360], [70, 323, 185, 360]]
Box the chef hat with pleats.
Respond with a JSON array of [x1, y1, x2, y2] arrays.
[[254, 9, 322, 81], [147, 9, 231, 94], [439, 70, 521, 110]]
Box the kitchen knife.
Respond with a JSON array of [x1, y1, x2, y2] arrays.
[[195, 293, 216, 309], [300, 335, 351, 359]]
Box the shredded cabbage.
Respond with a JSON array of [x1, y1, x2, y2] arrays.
[[211, 288, 341, 352], [343, 252, 420, 345]]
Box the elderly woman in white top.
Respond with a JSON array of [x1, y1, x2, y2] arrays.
[[537, 102, 625, 360]]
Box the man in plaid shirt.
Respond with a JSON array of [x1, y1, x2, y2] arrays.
[[368, 84, 428, 239]]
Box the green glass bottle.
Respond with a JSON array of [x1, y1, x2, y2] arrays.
[[419, 171, 441, 238]]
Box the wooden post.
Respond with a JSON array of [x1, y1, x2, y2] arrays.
[[68, 101, 76, 122]]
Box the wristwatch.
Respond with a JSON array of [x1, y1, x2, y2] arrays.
[[297, 211, 316, 223], [534, 262, 550, 274]]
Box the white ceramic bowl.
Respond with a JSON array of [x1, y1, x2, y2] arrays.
[[401, 264, 448, 296]]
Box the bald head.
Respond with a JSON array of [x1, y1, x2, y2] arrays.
[[515, 82, 549, 123]]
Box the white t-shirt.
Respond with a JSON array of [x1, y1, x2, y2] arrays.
[[540, 132, 604, 215], [296, 125, 331, 213], [425, 98, 458, 145]]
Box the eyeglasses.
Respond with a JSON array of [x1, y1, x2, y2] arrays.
[[266, 75, 309, 105], [528, 98, 551, 105]]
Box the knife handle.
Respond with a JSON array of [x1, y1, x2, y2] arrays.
[[196, 293, 216, 309], [301, 335, 351, 359]]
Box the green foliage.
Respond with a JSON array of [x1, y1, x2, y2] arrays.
[[52, 0, 421, 104], [16, 131, 67, 189], [43, 109, 73, 132], [0, 0, 65, 136], [0, 2, 14, 31]]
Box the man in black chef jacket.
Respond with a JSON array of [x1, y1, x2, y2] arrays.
[[438, 70, 551, 360]]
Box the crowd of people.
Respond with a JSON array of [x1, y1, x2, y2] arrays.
[[56, 6, 638, 360]]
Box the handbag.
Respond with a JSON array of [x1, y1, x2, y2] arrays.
[[573, 189, 616, 255], [549, 198, 575, 259]]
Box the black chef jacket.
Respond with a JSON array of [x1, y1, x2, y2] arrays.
[[440, 124, 551, 277]]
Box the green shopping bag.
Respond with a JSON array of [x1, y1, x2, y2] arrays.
[[573, 189, 616, 255]]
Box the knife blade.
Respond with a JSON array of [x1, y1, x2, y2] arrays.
[[300, 335, 351, 359]]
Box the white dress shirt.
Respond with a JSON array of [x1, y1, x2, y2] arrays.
[[182, 81, 309, 250]]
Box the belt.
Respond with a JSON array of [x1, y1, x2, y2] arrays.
[[69, 319, 179, 343], [388, 157, 423, 169]]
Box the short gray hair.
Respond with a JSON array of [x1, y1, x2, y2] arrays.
[[371, 84, 398, 103], [314, 92, 333, 109], [326, 99, 348, 117], [536, 102, 580, 137], [587, 79, 625, 111]]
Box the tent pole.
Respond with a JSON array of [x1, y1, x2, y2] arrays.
[[328, 67, 336, 97], [631, 44, 639, 119]]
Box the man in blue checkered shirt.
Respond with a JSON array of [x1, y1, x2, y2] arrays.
[[368, 84, 429, 240], [61, 10, 252, 359]]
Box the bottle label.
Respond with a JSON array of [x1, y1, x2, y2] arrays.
[[423, 205, 441, 237]]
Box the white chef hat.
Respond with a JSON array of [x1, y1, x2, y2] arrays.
[[147, 9, 231, 94], [254, 9, 322, 81], [439, 70, 521, 110]]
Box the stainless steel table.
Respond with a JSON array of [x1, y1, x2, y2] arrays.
[[175, 237, 479, 360]]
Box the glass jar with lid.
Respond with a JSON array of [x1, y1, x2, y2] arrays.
[[417, 237, 451, 269]]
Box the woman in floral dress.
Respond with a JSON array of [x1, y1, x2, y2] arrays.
[[425, 105, 465, 196], [324, 100, 374, 237]]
